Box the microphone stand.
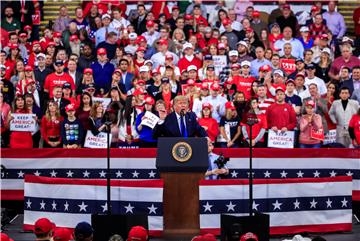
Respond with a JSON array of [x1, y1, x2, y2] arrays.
[[246, 111, 258, 216], [104, 113, 112, 215]]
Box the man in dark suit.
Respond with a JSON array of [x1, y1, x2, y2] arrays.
[[118, 58, 134, 93], [131, 4, 148, 35], [154, 95, 207, 138], [340, 66, 360, 95], [50, 85, 70, 117]]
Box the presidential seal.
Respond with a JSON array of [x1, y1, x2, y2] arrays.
[[172, 142, 192, 163]]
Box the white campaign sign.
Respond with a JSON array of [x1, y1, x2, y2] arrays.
[[213, 55, 227, 76], [141, 111, 160, 129], [10, 114, 36, 132], [267, 130, 295, 148], [84, 131, 112, 148], [324, 129, 337, 145], [92, 97, 111, 110]]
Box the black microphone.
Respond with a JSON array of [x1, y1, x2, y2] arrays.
[[180, 109, 185, 117]]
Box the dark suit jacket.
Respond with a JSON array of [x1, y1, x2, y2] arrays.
[[52, 98, 71, 117], [10, 1, 35, 24], [154, 111, 207, 138], [132, 14, 148, 35], [118, 72, 134, 93], [65, 70, 83, 89], [340, 79, 355, 95]]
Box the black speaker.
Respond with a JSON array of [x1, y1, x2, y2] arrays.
[[220, 213, 270, 241], [91, 214, 148, 241]]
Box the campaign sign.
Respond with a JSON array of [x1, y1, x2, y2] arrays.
[[141, 111, 160, 129], [310, 128, 324, 141], [213, 55, 227, 76], [84, 131, 112, 148], [323, 129, 337, 145], [92, 97, 111, 110], [10, 114, 36, 132], [267, 130, 295, 148], [280, 58, 296, 75]]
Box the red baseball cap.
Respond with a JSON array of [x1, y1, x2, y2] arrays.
[[32, 40, 40, 46], [210, 82, 220, 91], [83, 68, 93, 74], [133, 88, 145, 96], [136, 36, 146, 44], [222, 18, 232, 26], [185, 14, 193, 20], [225, 78, 234, 85], [136, 46, 146, 52], [275, 86, 285, 93], [145, 96, 155, 105], [225, 101, 236, 110], [24, 25, 32, 31], [295, 73, 305, 79], [240, 232, 259, 241], [187, 79, 195, 86], [9, 43, 19, 49], [191, 235, 204, 241], [0, 233, 14, 241], [53, 32, 62, 38], [172, 5, 179, 11], [218, 43, 226, 49], [19, 33, 27, 38], [113, 68, 122, 74], [245, 27, 254, 33], [53, 228, 73, 241], [320, 34, 329, 40], [47, 41, 56, 47], [146, 20, 155, 27], [252, 11, 260, 17], [127, 226, 148, 241], [165, 54, 173, 60], [202, 102, 212, 110], [25, 78, 35, 86], [34, 218, 56, 235], [311, 5, 319, 12], [202, 233, 217, 241], [70, 35, 78, 41], [97, 48, 107, 55], [24, 65, 33, 71], [65, 104, 76, 112], [137, 79, 146, 85], [158, 39, 168, 46], [306, 100, 315, 108], [259, 64, 272, 72], [201, 82, 209, 90], [231, 63, 241, 69]]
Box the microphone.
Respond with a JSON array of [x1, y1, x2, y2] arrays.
[[180, 109, 185, 117]]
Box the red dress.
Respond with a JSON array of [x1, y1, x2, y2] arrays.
[[198, 117, 219, 142], [9, 109, 33, 148]]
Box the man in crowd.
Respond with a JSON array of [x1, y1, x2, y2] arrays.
[[91, 48, 115, 94], [328, 44, 360, 81], [322, 1, 346, 40], [251, 46, 272, 78], [274, 27, 304, 59]]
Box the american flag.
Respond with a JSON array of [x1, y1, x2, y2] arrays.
[[199, 177, 353, 236], [23, 175, 164, 236], [1, 149, 359, 201]]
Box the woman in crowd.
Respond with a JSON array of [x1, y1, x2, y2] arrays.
[[202, 65, 218, 84], [323, 81, 337, 131], [315, 48, 332, 84], [208, 43, 218, 56], [241, 98, 267, 147], [259, 29, 271, 50], [25, 93, 42, 147], [61, 104, 84, 148], [41, 100, 63, 148], [7, 95, 33, 148], [223, 78, 237, 101], [349, 109, 360, 148], [155, 78, 177, 112], [198, 102, 219, 143], [192, 83, 210, 118], [76, 68, 95, 95], [110, 46, 125, 67], [118, 95, 139, 148], [76, 92, 92, 131], [135, 96, 158, 148], [88, 101, 107, 136], [134, 47, 146, 70], [15, 65, 35, 95], [299, 100, 324, 148], [217, 101, 241, 148], [268, 23, 283, 51], [10, 59, 25, 87]]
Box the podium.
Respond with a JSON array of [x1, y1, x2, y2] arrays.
[[156, 137, 208, 237]]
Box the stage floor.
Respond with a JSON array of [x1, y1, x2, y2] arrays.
[[2, 215, 360, 241]]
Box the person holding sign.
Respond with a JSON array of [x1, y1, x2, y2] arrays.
[[61, 104, 84, 148], [299, 100, 324, 148], [135, 96, 158, 148], [7, 95, 33, 148], [267, 87, 297, 133], [88, 102, 107, 136]]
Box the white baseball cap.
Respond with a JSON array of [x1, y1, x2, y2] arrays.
[[236, 41, 248, 48], [321, 47, 331, 55], [129, 33, 138, 40], [241, 60, 251, 67], [300, 26, 309, 32], [182, 42, 193, 51], [273, 69, 284, 77], [229, 50, 238, 57], [139, 65, 149, 72], [187, 65, 197, 72], [101, 14, 111, 20], [36, 53, 46, 59]]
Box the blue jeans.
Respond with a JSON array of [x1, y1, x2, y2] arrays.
[[299, 143, 322, 148]]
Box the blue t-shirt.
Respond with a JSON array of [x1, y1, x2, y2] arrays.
[[286, 94, 302, 107]]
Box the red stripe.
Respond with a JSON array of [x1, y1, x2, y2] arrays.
[[201, 223, 352, 236], [199, 176, 353, 186], [23, 224, 162, 237], [353, 191, 360, 201], [1, 190, 24, 200], [24, 175, 164, 188], [2, 148, 358, 159]]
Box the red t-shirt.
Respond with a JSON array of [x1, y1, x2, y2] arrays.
[[241, 113, 267, 142], [198, 117, 219, 142], [233, 76, 256, 100], [349, 114, 360, 145], [44, 72, 75, 98], [267, 102, 297, 130]]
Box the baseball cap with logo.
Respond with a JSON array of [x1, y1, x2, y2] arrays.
[[187, 65, 197, 72], [62, 82, 71, 89], [101, 14, 111, 20], [65, 104, 75, 112], [229, 50, 238, 57], [237, 40, 248, 48], [127, 226, 148, 241], [306, 100, 315, 108], [161, 77, 170, 83], [252, 11, 260, 18], [210, 82, 220, 91], [187, 79, 195, 86], [24, 25, 32, 31], [129, 32, 138, 40], [25, 78, 35, 86], [54, 60, 64, 66], [259, 64, 272, 72], [240, 232, 259, 241], [275, 86, 285, 93], [70, 35, 79, 41], [222, 18, 232, 26], [218, 43, 226, 49], [225, 101, 235, 110], [34, 218, 55, 235], [139, 65, 149, 72], [241, 60, 251, 67], [183, 42, 193, 51], [202, 102, 212, 110], [321, 47, 331, 55], [145, 96, 155, 105], [231, 63, 241, 69], [158, 39, 168, 46], [97, 48, 107, 55], [200, 82, 209, 90], [83, 68, 93, 74], [24, 65, 33, 71], [133, 88, 145, 96], [53, 32, 62, 38], [273, 69, 284, 77], [74, 222, 93, 239], [300, 26, 309, 32], [146, 20, 155, 27]]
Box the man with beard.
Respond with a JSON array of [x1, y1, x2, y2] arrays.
[[237, 41, 253, 63], [1, 6, 21, 32], [78, 42, 95, 71], [27, 40, 42, 67]]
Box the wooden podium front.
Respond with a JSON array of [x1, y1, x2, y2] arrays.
[[160, 172, 204, 236], [156, 138, 208, 237]]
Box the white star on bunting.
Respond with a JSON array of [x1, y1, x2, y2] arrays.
[[17, 170, 25, 178], [26, 199, 32, 208], [203, 202, 213, 212], [148, 170, 156, 178], [341, 198, 348, 207], [226, 201, 236, 212], [132, 170, 139, 178], [326, 198, 332, 208], [83, 170, 90, 178], [50, 170, 57, 177], [34, 170, 41, 176], [252, 201, 259, 211], [51, 201, 57, 210], [272, 200, 282, 210], [346, 171, 353, 176], [116, 170, 123, 178], [329, 170, 337, 177], [313, 170, 320, 178], [78, 201, 88, 212], [296, 170, 304, 178], [310, 198, 317, 208], [101, 203, 108, 212], [99, 170, 106, 178], [124, 203, 135, 213], [64, 202, 69, 211], [280, 170, 288, 178], [293, 199, 300, 209], [66, 170, 74, 177], [40, 200, 46, 210], [230, 170, 238, 178], [148, 204, 158, 214], [264, 170, 271, 178]]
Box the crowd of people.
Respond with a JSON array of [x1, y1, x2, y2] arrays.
[[1, 0, 360, 149]]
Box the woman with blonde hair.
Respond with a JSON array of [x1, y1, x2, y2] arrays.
[[163, 66, 180, 95], [217, 101, 241, 148], [76, 68, 95, 95], [315, 48, 332, 84], [41, 100, 63, 148], [88, 101, 107, 136]]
